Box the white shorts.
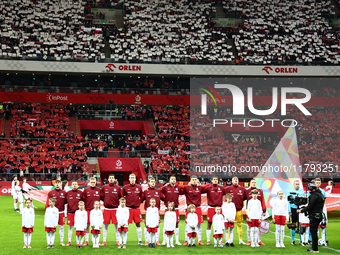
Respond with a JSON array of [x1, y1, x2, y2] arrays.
[[13, 194, 18, 200]]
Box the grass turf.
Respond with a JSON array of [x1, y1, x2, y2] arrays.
[[1, 195, 339, 254]]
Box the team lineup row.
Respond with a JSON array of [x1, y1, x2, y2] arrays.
[[19, 174, 328, 250]]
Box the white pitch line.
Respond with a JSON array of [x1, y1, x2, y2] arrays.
[[241, 223, 340, 253]]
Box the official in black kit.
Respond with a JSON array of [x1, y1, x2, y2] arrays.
[[297, 183, 325, 253]]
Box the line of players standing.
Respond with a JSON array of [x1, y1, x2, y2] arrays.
[[45, 174, 266, 247]]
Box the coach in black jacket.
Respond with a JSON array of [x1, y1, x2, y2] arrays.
[[297, 183, 325, 253]]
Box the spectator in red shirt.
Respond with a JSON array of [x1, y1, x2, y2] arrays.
[[100, 174, 121, 246], [224, 176, 247, 245], [46, 180, 67, 246], [82, 177, 101, 246], [65, 181, 83, 246], [121, 173, 143, 245]]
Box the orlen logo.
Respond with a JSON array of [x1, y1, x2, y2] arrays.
[[109, 121, 114, 129], [0, 187, 12, 195], [105, 64, 141, 72], [262, 66, 273, 74], [135, 95, 142, 104], [262, 66, 298, 74], [46, 94, 68, 102], [116, 160, 122, 169]]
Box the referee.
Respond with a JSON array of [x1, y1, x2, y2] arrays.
[[297, 182, 325, 253], [288, 180, 305, 245]]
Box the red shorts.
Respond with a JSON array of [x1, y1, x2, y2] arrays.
[[103, 209, 118, 224], [165, 231, 174, 235], [185, 207, 203, 224], [45, 227, 56, 232], [147, 227, 157, 233], [91, 230, 101, 234], [302, 223, 310, 227], [22, 227, 34, 233], [67, 213, 75, 226], [144, 214, 161, 225], [318, 224, 326, 228], [213, 234, 223, 238], [86, 210, 91, 224], [165, 209, 180, 223], [128, 208, 142, 224], [118, 227, 128, 232], [224, 222, 235, 228], [187, 232, 197, 238], [247, 219, 261, 227], [207, 208, 222, 222], [274, 215, 286, 226], [58, 213, 65, 225], [76, 231, 86, 236]]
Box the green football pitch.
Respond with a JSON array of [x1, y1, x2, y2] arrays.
[[1, 195, 339, 254]]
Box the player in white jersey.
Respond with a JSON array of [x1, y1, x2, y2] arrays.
[[75, 201, 87, 248], [299, 204, 310, 246], [247, 189, 262, 248], [90, 201, 104, 248], [212, 207, 224, 247], [23, 178, 37, 208], [15, 180, 24, 214], [272, 190, 289, 248], [145, 198, 160, 248], [222, 193, 236, 247], [12, 176, 19, 212], [22, 199, 35, 248], [44, 197, 59, 248], [117, 198, 129, 249]]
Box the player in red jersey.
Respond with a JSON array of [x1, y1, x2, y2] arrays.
[[140, 177, 163, 246], [160, 175, 183, 245], [224, 176, 247, 245], [245, 179, 266, 246], [182, 175, 205, 245], [46, 179, 67, 246], [82, 177, 101, 246], [65, 181, 83, 246], [121, 173, 144, 245], [204, 176, 225, 245], [100, 174, 121, 246]]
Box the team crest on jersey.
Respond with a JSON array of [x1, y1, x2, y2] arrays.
[[114, 189, 116, 191], [136, 188, 138, 191], [156, 192, 158, 194], [77, 194, 80, 196], [175, 188, 178, 191], [96, 191, 98, 194], [61, 193, 63, 196], [218, 188, 220, 190]]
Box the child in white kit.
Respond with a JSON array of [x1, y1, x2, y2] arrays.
[[186, 204, 198, 247], [44, 197, 59, 248], [272, 190, 289, 248], [75, 201, 87, 248], [222, 193, 236, 247], [90, 201, 103, 248], [15, 180, 24, 214], [22, 198, 35, 249], [247, 189, 262, 248], [164, 202, 176, 248], [212, 206, 224, 247], [299, 204, 310, 246], [117, 198, 129, 249], [145, 198, 159, 248]]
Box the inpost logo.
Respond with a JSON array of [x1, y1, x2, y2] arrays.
[[46, 94, 68, 102], [199, 84, 311, 128]]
